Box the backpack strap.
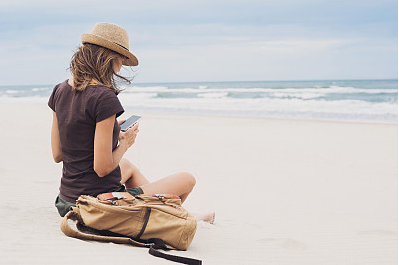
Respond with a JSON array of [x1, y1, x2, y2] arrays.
[[148, 242, 202, 265], [61, 210, 202, 265]]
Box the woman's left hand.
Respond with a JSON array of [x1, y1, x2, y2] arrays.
[[118, 123, 139, 150], [118, 119, 126, 125]]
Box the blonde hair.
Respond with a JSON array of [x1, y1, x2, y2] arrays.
[[69, 43, 131, 94]]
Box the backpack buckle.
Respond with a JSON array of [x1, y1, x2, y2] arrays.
[[106, 199, 117, 205]]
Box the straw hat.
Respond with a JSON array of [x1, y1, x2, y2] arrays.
[[81, 22, 138, 66]]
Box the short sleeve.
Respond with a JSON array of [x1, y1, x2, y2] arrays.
[[48, 84, 59, 112], [95, 88, 124, 123]]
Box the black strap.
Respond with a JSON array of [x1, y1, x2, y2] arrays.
[[136, 208, 151, 239], [147, 239, 202, 265], [77, 223, 202, 265]]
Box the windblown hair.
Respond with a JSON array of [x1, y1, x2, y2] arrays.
[[69, 43, 132, 94]]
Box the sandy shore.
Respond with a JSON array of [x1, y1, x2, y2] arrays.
[[0, 103, 397, 264]]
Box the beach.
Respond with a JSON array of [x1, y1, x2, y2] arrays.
[[0, 103, 397, 264]]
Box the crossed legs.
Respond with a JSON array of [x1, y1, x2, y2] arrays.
[[119, 158, 195, 203], [119, 158, 214, 223]]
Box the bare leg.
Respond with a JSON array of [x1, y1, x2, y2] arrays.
[[120, 160, 214, 223], [140, 172, 196, 203], [120, 158, 150, 188], [119, 159, 195, 202]]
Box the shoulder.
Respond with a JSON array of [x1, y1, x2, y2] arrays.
[[87, 85, 124, 121], [86, 85, 118, 98], [48, 80, 70, 110], [88, 85, 121, 107], [52, 79, 69, 92], [53, 80, 73, 97]]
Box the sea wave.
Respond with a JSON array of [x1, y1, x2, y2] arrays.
[[0, 80, 397, 123], [122, 86, 398, 95], [197, 92, 229, 98], [120, 86, 398, 104], [32, 87, 51, 92], [6, 90, 20, 94], [124, 86, 169, 92], [118, 92, 397, 122]]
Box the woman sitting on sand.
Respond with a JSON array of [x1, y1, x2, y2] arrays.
[[48, 22, 214, 223]]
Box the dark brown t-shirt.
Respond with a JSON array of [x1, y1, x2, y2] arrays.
[[48, 80, 124, 202]]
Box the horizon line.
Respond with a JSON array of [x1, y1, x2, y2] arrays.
[[0, 78, 397, 87]]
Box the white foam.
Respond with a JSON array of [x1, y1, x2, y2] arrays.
[[197, 92, 228, 98], [5, 90, 19, 94], [0, 83, 396, 122], [32, 87, 50, 92], [273, 92, 324, 99], [118, 92, 397, 122], [122, 85, 397, 95], [124, 86, 169, 92]]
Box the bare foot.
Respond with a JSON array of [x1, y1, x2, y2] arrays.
[[192, 212, 215, 224]]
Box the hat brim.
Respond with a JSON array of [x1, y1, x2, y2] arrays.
[[81, 33, 138, 66]]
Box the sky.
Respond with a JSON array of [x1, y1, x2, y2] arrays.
[[0, 0, 397, 85]]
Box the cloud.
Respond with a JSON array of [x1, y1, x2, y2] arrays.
[[133, 36, 396, 82], [0, 0, 397, 84]]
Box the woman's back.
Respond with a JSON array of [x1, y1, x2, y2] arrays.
[[48, 80, 124, 202]]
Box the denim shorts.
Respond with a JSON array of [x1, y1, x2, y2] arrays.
[[55, 186, 144, 217]]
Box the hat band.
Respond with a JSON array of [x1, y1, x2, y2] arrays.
[[114, 42, 129, 51]]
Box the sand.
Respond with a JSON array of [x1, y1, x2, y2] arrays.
[[0, 103, 397, 264]]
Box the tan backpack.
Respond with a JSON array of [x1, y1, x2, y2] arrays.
[[61, 193, 201, 264]]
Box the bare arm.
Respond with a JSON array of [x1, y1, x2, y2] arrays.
[[94, 115, 139, 177], [51, 111, 64, 163]]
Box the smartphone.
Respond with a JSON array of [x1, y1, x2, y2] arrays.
[[120, 115, 141, 132]]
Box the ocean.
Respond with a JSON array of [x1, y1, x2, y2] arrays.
[[0, 79, 397, 123]]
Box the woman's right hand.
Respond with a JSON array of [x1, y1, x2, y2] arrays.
[[118, 123, 139, 150]]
